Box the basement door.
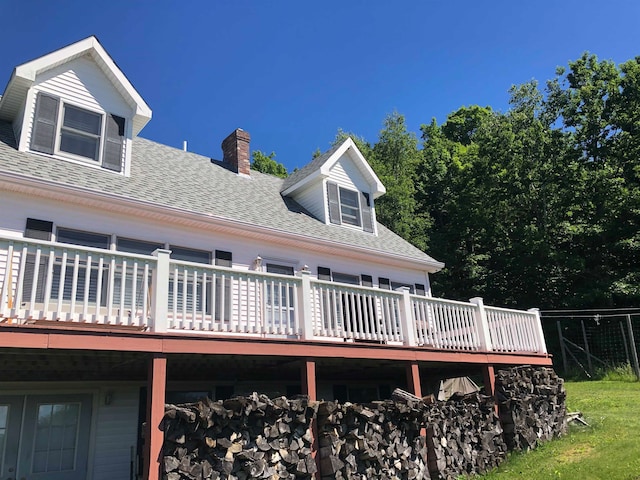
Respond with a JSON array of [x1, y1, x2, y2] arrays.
[[0, 394, 92, 480]]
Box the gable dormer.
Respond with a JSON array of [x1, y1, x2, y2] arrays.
[[0, 36, 151, 176], [281, 138, 385, 234]]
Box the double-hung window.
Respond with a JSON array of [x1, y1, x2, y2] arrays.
[[338, 187, 361, 226], [59, 104, 102, 161], [30, 92, 126, 172], [326, 181, 374, 233]]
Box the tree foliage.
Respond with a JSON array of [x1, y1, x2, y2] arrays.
[[251, 150, 288, 178], [332, 53, 640, 309]]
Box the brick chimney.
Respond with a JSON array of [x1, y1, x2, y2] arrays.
[[221, 128, 251, 176]]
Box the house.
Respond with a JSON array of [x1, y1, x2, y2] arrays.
[[0, 37, 551, 480]]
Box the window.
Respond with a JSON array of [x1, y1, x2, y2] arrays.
[[265, 263, 296, 329], [117, 237, 164, 255], [32, 403, 81, 472], [316, 267, 378, 336], [22, 225, 110, 305], [60, 104, 102, 161], [326, 181, 374, 233], [30, 92, 126, 172], [170, 246, 211, 264], [57, 228, 110, 249], [332, 272, 360, 285], [338, 187, 361, 226], [266, 263, 295, 276]]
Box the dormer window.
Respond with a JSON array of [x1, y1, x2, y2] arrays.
[[327, 181, 374, 233], [60, 104, 102, 161], [338, 187, 361, 227], [30, 92, 125, 172]]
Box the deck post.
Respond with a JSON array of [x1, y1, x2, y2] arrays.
[[301, 357, 317, 401], [299, 268, 314, 340], [406, 361, 422, 397], [144, 353, 167, 480], [151, 249, 171, 332], [301, 358, 319, 479], [397, 287, 417, 347], [470, 297, 493, 352], [482, 364, 496, 396], [482, 364, 498, 414], [528, 308, 548, 354]]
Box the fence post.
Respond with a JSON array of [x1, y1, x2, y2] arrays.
[[557, 320, 569, 374], [151, 249, 171, 333], [299, 267, 314, 341], [470, 297, 493, 352], [528, 308, 548, 354], [581, 319, 593, 374], [626, 314, 640, 381], [396, 287, 417, 347]]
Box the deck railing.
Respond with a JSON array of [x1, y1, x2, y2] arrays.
[[412, 296, 481, 350], [0, 238, 547, 353]]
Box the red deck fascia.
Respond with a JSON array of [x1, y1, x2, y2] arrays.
[[0, 325, 553, 366]]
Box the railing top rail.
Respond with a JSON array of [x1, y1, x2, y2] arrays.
[[485, 305, 537, 316], [411, 295, 476, 308], [0, 236, 158, 262], [168, 258, 302, 283], [309, 278, 404, 297]]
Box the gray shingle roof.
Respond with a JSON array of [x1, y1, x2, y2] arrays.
[[280, 141, 342, 192], [0, 121, 442, 267]]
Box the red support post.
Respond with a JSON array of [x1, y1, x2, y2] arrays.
[[483, 364, 496, 396], [406, 361, 422, 398], [144, 354, 167, 480], [301, 358, 319, 479], [301, 357, 317, 401], [406, 361, 426, 436], [483, 364, 498, 414]]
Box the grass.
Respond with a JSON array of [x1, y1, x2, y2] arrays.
[[479, 375, 640, 480]]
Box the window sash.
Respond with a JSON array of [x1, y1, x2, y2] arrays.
[[339, 187, 361, 226], [58, 104, 103, 161]]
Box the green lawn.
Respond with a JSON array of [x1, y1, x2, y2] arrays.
[[480, 379, 640, 480]]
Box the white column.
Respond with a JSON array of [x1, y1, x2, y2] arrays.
[[151, 249, 171, 333], [470, 297, 493, 352], [397, 287, 417, 347], [528, 307, 548, 354], [299, 267, 314, 341]]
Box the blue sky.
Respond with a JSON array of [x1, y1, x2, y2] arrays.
[[2, 1, 639, 172]]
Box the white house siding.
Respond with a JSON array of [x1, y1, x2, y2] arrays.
[[290, 180, 326, 223], [91, 386, 140, 480], [329, 154, 370, 193], [11, 96, 25, 145]]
